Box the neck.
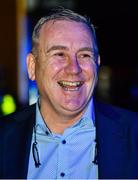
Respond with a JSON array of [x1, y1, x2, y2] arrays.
[[40, 102, 84, 134]]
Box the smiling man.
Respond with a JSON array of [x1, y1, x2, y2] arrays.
[[27, 19, 99, 134], [1, 7, 138, 179]]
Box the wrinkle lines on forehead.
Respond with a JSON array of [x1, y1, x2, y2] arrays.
[[40, 20, 92, 38], [39, 20, 95, 55]]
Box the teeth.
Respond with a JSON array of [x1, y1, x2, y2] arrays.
[[58, 81, 82, 87]]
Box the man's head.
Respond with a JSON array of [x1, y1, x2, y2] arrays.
[[27, 7, 100, 120], [31, 7, 99, 61]]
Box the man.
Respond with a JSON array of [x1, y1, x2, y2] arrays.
[[0, 7, 138, 179]]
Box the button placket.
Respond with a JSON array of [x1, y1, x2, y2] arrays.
[[57, 138, 68, 178]]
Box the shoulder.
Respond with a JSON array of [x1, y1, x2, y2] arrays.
[[0, 103, 36, 125], [94, 100, 138, 126]]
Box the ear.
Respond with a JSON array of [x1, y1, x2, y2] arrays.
[[26, 53, 36, 81]]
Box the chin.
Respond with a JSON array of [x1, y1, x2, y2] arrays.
[[62, 101, 87, 113]]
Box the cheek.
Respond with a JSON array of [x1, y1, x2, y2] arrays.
[[46, 61, 66, 78], [81, 62, 96, 80], [51, 62, 64, 72]]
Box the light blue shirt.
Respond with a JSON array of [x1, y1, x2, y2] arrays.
[[27, 98, 98, 179]]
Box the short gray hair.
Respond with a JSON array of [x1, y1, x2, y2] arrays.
[[32, 7, 99, 61]]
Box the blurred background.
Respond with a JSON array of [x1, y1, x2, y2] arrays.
[[0, 0, 138, 115]]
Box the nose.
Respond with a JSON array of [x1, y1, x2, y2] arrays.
[[64, 55, 82, 75]]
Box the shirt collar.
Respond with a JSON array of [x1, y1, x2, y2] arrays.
[[35, 97, 95, 135], [81, 98, 95, 126]]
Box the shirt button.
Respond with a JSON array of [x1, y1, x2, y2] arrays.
[[62, 140, 66, 144], [45, 131, 49, 135], [60, 172, 65, 177]]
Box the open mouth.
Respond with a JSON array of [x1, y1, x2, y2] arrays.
[[58, 80, 84, 91]]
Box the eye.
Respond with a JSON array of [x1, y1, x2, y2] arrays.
[[54, 52, 65, 57], [78, 53, 93, 61], [81, 54, 91, 58]]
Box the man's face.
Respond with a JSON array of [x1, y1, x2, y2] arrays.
[[27, 20, 99, 117]]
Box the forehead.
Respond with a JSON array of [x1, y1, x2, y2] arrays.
[[39, 20, 93, 46], [41, 19, 91, 31]]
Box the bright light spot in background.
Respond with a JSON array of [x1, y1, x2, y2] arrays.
[[96, 66, 112, 101], [1, 94, 16, 115]]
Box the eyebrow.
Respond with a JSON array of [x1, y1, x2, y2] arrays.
[[46, 46, 94, 54], [46, 45, 68, 53], [77, 47, 94, 53]]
